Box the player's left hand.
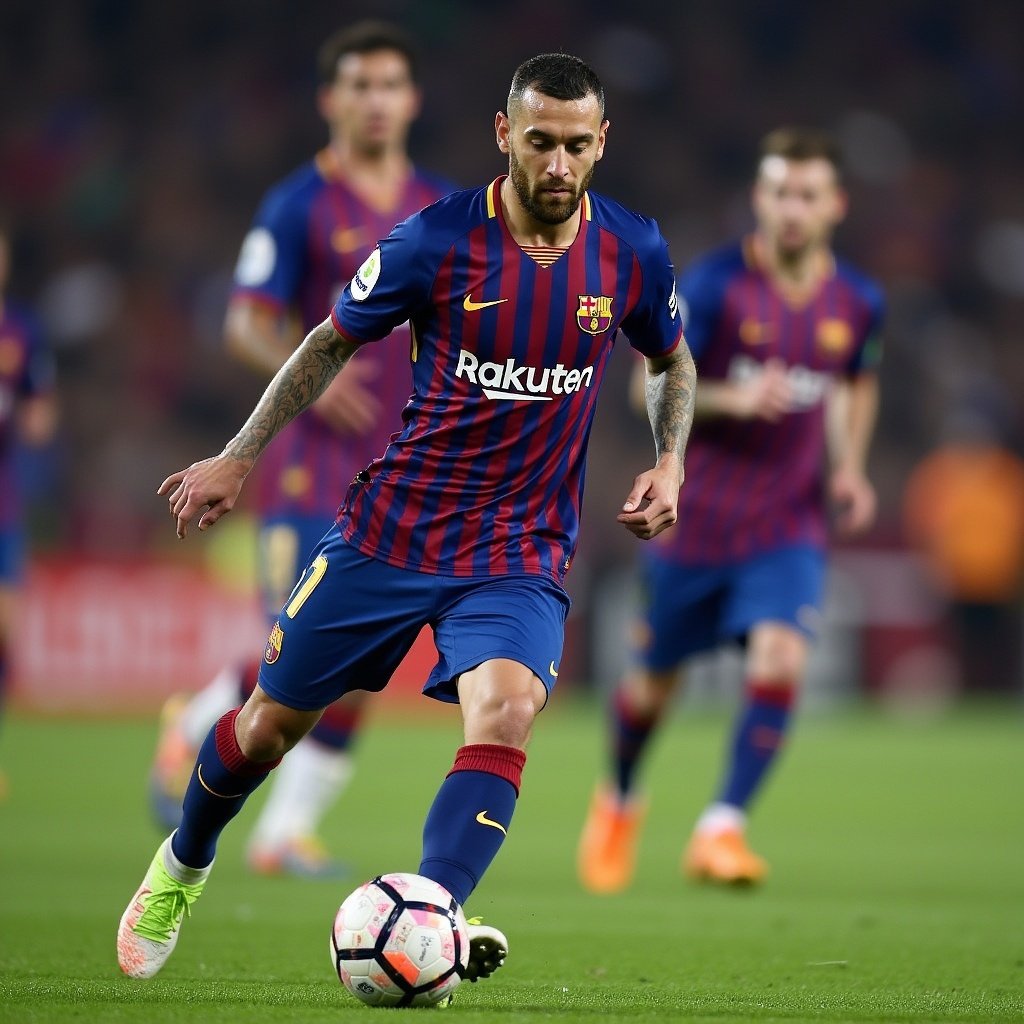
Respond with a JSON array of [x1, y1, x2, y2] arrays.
[[617, 460, 683, 540], [158, 454, 251, 540], [830, 466, 876, 536]]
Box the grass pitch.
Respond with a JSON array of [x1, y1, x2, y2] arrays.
[[1, 699, 1021, 1022]]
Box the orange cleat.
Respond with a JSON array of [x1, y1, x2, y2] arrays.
[[576, 784, 646, 894], [683, 827, 768, 886], [149, 694, 196, 831]]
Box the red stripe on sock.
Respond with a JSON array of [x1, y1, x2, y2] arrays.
[[447, 743, 526, 795], [214, 708, 282, 777], [747, 679, 797, 710]]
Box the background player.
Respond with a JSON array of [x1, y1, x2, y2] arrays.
[[0, 226, 58, 797], [117, 52, 696, 983], [578, 127, 883, 891], [148, 21, 454, 876]]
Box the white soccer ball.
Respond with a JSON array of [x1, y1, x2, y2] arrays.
[[330, 872, 469, 1007]]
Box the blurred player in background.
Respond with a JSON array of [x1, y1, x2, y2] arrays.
[[0, 226, 58, 798], [579, 127, 883, 890], [148, 20, 454, 876], [117, 52, 696, 983]]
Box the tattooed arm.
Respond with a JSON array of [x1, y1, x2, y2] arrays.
[[617, 341, 697, 540], [158, 317, 360, 538]]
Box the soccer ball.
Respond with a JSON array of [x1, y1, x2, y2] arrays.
[[330, 872, 469, 1007]]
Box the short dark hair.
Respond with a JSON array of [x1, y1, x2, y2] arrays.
[[316, 20, 419, 86], [759, 127, 843, 178], [508, 53, 605, 117]]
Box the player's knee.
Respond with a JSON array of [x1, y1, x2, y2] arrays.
[[627, 667, 678, 712], [235, 693, 321, 761], [464, 690, 543, 748], [749, 630, 807, 683], [482, 696, 537, 747]]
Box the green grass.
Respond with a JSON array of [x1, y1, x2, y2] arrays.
[[1, 700, 1022, 1022]]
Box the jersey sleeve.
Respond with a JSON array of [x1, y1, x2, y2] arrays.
[[619, 229, 683, 358], [230, 184, 310, 309], [330, 213, 436, 344], [846, 282, 885, 376], [675, 258, 728, 362]]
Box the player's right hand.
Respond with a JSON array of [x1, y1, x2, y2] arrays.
[[157, 455, 250, 539], [739, 358, 793, 422]]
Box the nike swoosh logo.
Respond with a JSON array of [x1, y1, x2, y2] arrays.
[[549, 661, 559, 678], [475, 810, 507, 835], [197, 763, 244, 799], [463, 293, 508, 312]]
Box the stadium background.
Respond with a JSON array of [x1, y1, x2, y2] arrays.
[[3, 0, 1024, 710]]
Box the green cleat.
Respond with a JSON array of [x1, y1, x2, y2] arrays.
[[117, 836, 210, 978]]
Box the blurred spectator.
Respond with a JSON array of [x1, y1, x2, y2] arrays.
[[902, 411, 1024, 693]]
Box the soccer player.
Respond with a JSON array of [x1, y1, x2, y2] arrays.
[[578, 127, 883, 891], [148, 21, 454, 877], [0, 226, 58, 797], [117, 52, 696, 984]]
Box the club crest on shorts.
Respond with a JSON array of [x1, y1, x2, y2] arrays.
[[576, 294, 613, 335], [264, 621, 284, 664]]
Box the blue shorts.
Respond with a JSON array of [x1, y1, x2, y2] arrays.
[[0, 527, 25, 586], [257, 514, 336, 622], [637, 545, 826, 670], [258, 526, 571, 709]]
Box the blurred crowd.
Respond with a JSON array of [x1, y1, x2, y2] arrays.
[[3, 2, 1023, 621]]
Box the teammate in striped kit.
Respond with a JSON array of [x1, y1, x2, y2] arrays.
[[118, 52, 696, 984], [578, 127, 883, 891], [0, 226, 58, 798], [147, 21, 454, 876]]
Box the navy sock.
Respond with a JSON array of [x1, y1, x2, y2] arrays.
[[610, 684, 660, 799], [718, 680, 795, 809], [172, 708, 281, 869], [419, 744, 525, 906]]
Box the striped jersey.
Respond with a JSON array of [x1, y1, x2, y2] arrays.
[[0, 301, 55, 527], [654, 237, 884, 565], [230, 149, 453, 518], [331, 176, 682, 582]]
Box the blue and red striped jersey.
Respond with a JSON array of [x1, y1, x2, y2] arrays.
[[654, 237, 884, 565], [0, 301, 55, 527], [230, 149, 454, 518], [330, 176, 682, 582]]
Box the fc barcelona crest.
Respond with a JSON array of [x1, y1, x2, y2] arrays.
[[816, 318, 853, 355], [264, 621, 284, 664], [577, 294, 613, 335]]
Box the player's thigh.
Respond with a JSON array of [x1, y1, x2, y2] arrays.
[[722, 545, 826, 671], [258, 514, 336, 618], [258, 527, 433, 711], [428, 574, 571, 707], [635, 555, 729, 670]]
